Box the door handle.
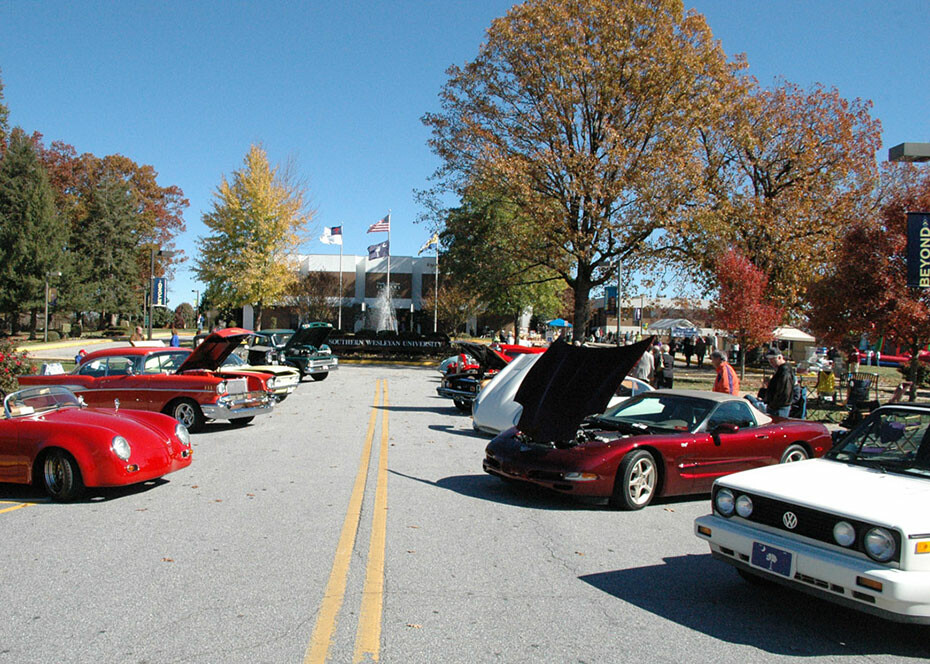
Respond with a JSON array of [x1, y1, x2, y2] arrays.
[[755, 434, 769, 440]]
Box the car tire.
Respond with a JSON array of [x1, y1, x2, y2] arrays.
[[41, 449, 84, 502], [453, 398, 471, 413], [610, 449, 658, 510], [169, 399, 205, 433], [780, 444, 809, 464], [310, 372, 328, 382], [230, 416, 255, 427]]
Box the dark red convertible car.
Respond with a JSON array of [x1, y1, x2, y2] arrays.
[[0, 386, 192, 501], [18, 328, 274, 432], [483, 339, 832, 509]]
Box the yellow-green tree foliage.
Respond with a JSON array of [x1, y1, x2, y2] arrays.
[[195, 145, 312, 329]]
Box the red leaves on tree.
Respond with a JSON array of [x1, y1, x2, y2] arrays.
[[711, 248, 783, 350]]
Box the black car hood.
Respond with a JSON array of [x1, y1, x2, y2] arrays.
[[514, 336, 655, 443], [455, 342, 509, 373], [285, 323, 333, 351]]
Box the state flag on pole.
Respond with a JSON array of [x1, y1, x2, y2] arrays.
[[320, 226, 343, 245], [368, 240, 389, 260], [418, 232, 439, 255], [367, 214, 390, 233]]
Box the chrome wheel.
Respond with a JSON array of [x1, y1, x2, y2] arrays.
[[780, 444, 809, 463], [611, 449, 659, 510], [626, 456, 656, 506], [41, 450, 83, 501], [170, 399, 205, 432]]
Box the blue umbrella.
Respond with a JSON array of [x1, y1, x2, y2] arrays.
[[547, 318, 572, 327]]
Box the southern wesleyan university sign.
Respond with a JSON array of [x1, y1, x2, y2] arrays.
[[907, 212, 930, 288]]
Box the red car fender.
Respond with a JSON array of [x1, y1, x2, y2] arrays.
[[28, 430, 116, 487]]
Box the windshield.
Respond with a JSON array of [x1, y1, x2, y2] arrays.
[[223, 354, 246, 367], [598, 393, 714, 432], [4, 386, 81, 417], [828, 408, 930, 476]]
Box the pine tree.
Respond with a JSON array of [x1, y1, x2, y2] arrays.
[[0, 129, 67, 335]]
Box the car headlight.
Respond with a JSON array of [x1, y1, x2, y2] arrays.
[[265, 351, 273, 364], [216, 381, 227, 395], [111, 435, 131, 461], [715, 488, 735, 516], [864, 527, 896, 562], [278, 352, 286, 363], [266, 377, 276, 389], [735, 494, 753, 518], [833, 521, 856, 547], [175, 423, 191, 447]]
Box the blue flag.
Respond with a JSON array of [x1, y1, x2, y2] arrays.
[[368, 240, 389, 260]]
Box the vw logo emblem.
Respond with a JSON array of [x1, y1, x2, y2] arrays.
[[783, 512, 798, 529]]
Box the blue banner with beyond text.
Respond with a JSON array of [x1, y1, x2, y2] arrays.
[[152, 277, 168, 307], [907, 212, 930, 289]]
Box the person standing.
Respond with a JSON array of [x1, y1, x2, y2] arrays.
[[169, 328, 180, 347], [711, 350, 740, 395], [764, 350, 795, 417], [632, 349, 654, 382], [660, 344, 675, 388], [695, 336, 707, 368], [650, 341, 663, 387], [683, 336, 694, 368]]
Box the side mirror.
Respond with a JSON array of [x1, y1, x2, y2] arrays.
[[713, 422, 739, 435]]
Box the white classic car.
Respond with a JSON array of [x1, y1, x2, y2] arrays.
[[471, 352, 652, 436], [694, 402, 930, 624]]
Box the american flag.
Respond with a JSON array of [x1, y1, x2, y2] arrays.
[[367, 214, 390, 233]]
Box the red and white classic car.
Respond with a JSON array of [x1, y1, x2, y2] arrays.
[[18, 328, 274, 432]]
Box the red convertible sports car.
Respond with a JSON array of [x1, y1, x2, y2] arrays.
[[483, 339, 832, 509], [18, 328, 274, 432], [0, 386, 192, 501]]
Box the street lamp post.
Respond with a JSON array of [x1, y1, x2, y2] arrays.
[[192, 289, 199, 329], [148, 247, 177, 340], [44, 271, 62, 343]]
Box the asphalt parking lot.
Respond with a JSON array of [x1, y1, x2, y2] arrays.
[[1, 364, 929, 663]]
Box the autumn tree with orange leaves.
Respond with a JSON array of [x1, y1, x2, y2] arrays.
[[711, 249, 783, 378], [677, 81, 881, 315], [423, 0, 743, 336], [808, 166, 930, 400]]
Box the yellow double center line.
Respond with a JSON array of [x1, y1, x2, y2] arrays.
[[305, 379, 390, 664]]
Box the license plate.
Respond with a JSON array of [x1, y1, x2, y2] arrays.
[[750, 542, 793, 577]]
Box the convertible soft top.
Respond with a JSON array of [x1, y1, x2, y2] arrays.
[[515, 336, 655, 442]]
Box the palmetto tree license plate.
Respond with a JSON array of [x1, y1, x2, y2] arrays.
[[751, 542, 794, 577]]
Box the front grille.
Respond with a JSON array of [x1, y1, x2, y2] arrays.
[[225, 378, 248, 394], [713, 487, 902, 564]]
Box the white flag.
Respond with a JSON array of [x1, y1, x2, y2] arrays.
[[321, 226, 343, 245]]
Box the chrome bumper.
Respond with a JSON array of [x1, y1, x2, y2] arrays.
[[202, 393, 273, 421], [436, 386, 477, 402], [306, 358, 338, 374]]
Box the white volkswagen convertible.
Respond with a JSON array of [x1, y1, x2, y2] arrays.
[[472, 352, 652, 436], [695, 402, 930, 624]]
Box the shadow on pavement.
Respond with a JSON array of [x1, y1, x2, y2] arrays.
[[388, 470, 606, 511], [426, 424, 486, 439], [580, 554, 930, 658], [0, 478, 169, 503]]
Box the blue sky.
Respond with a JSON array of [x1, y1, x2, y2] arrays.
[[1, 1, 928, 307]]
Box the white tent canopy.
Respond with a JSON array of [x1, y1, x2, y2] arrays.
[[772, 326, 816, 343], [648, 318, 697, 331]]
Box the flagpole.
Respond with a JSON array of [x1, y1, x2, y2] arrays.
[[337, 228, 343, 330], [387, 210, 393, 331], [434, 241, 439, 333]]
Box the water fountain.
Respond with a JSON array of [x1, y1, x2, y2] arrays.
[[367, 282, 398, 332]]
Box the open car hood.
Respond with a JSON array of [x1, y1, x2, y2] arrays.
[[455, 342, 509, 373], [177, 328, 252, 373], [515, 336, 655, 442], [285, 323, 333, 351]]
